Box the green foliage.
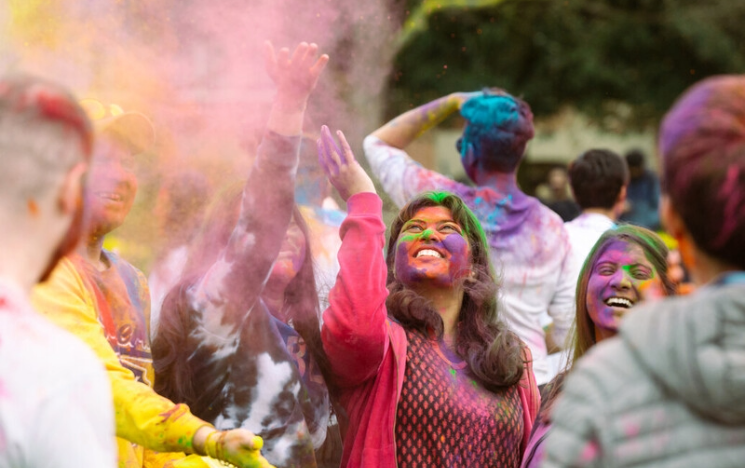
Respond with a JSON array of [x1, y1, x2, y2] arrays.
[[388, 0, 745, 129]]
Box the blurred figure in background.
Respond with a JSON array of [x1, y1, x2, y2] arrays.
[[538, 166, 581, 222], [296, 135, 345, 311], [364, 90, 575, 388], [619, 149, 660, 230], [0, 74, 115, 468], [544, 75, 745, 467], [565, 149, 629, 281], [149, 169, 212, 339]]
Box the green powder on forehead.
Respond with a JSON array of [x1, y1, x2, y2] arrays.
[[425, 191, 452, 204]]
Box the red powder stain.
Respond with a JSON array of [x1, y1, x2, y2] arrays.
[[27, 199, 39, 217], [158, 404, 187, 424]]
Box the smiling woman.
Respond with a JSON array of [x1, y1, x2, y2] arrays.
[[573, 225, 675, 357], [521, 224, 675, 468], [393, 205, 472, 289], [316, 126, 540, 468]]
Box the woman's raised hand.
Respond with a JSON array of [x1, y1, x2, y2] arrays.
[[317, 125, 376, 202], [264, 41, 329, 109]]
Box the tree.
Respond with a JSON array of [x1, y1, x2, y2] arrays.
[[387, 0, 745, 129]]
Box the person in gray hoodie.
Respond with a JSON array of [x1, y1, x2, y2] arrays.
[[542, 75, 745, 467]]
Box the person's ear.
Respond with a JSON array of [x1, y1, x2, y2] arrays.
[[661, 195, 696, 271], [660, 195, 682, 240], [58, 162, 87, 215], [613, 185, 628, 216], [617, 185, 627, 204]]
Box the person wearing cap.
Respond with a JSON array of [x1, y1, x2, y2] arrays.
[[542, 76, 745, 467], [0, 74, 116, 468], [31, 86, 271, 466], [363, 90, 575, 388]]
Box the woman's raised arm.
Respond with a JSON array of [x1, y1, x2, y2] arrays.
[[181, 44, 328, 403], [317, 127, 390, 387]]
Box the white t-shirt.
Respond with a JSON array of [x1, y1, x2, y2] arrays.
[[364, 135, 576, 385], [0, 278, 115, 468]]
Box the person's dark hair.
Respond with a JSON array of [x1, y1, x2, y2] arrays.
[[540, 224, 674, 420], [153, 182, 332, 415], [659, 75, 745, 270], [385, 191, 525, 391], [569, 149, 629, 210], [625, 149, 645, 169], [456, 92, 535, 174]]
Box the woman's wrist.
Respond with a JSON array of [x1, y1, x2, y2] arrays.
[[204, 430, 228, 460], [274, 94, 308, 113], [192, 425, 218, 456]]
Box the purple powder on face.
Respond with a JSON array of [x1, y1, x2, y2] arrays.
[[442, 233, 470, 279]]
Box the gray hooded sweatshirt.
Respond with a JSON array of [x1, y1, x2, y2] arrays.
[[542, 281, 745, 467]]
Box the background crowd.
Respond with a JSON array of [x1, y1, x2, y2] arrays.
[[1, 2, 745, 468]]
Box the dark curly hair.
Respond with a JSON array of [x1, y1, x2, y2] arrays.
[[385, 191, 525, 391]]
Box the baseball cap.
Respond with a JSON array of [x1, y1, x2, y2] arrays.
[[79, 98, 155, 154]]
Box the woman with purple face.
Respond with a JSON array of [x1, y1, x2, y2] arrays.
[[521, 225, 675, 468], [316, 126, 540, 468]]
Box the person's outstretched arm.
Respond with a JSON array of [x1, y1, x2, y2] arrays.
[[317, 126, 390, 387], [32, 260, 272, 468], [364, 92, 479, 207], [182, 41, 326, 382], [190, 41, 328, 325]]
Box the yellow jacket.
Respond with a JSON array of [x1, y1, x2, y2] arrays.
[[32, 256, 210, 468]]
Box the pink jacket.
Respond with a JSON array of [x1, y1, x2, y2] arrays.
[[322, 193, 541, 468]]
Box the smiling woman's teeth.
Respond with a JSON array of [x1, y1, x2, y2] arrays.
[[416, 249, 443, 259], [605, 297, 633, 308]]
